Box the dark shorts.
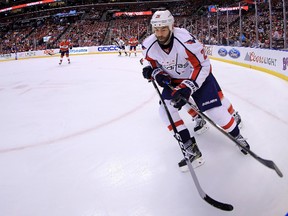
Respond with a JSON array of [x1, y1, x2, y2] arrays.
[[130, 46, 136, 51], [60, 50, 69, 56], [162, 73, 222, 112]]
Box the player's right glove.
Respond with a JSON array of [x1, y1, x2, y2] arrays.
[[151, 68, 171, 87], [142, 66, 153, 79]]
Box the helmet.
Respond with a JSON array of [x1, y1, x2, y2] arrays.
[[150, 10, 174, 31]]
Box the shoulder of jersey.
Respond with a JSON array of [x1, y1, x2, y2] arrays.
[[173, 27, 193, 43], [142, 34, 157, 51]]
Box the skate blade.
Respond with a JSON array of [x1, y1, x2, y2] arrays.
[[195, 125, 209, 135], [238, 146, 248, 155], [179, 157, 205, 172], [240, 149, 248, 155]]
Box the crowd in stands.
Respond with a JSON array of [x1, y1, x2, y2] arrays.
[[0, 0, 287, 54]]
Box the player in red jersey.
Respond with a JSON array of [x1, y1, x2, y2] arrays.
[[128, 36, 138, 57], [59, 38, 72, 65]]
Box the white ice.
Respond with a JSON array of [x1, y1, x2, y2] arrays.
[[0, 54, 287, 216]]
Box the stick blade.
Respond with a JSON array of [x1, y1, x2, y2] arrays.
[[264, 159, 283, 177], [273, 163, 283, 178], [203, 195, 233, 211]]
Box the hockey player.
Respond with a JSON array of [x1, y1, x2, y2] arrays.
[[128, 36, 139, 56], [141, 10, 250, 171], [11, 43, 18, 60], [59, 38, 72, 65], [112, 37, 128, 56]]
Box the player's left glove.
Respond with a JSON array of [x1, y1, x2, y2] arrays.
[[171, 80, 198, 109], [151, 68, 171, 87]]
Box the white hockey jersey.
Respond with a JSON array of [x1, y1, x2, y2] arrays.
[[142, 27, 211, 88], [117, 38, 125, 46], [112, 38, 125, 47]]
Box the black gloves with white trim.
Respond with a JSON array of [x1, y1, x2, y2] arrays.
[[142, 66, 198, 109], [171, 80, 198, 109], [142, 66, 171, 87]]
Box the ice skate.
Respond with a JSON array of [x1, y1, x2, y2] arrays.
[[178, 137, 205, 172], [235, 134, 250, 155], [193, 115, 208, 135]]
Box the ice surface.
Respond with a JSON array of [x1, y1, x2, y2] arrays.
[[0, 54, 287, 216]]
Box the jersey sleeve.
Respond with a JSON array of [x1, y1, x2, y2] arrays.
[[141, 36, 159, 69], [183, 35, 211, 89]]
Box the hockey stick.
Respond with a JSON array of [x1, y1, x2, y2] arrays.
[[44, 52, 57, 56], [167, 84, 283, 178], [151, 79, 233, 211]]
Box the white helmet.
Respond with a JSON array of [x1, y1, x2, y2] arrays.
[[150, 10, 174, 31]]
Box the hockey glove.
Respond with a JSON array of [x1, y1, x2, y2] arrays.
[[171, 80, 198, 109], [142, 66, 153, 79], [151, 68, 171, 87]]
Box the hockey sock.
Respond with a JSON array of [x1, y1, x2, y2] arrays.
[[178, 129, 191, 143], [228, 126, 240, 138]]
